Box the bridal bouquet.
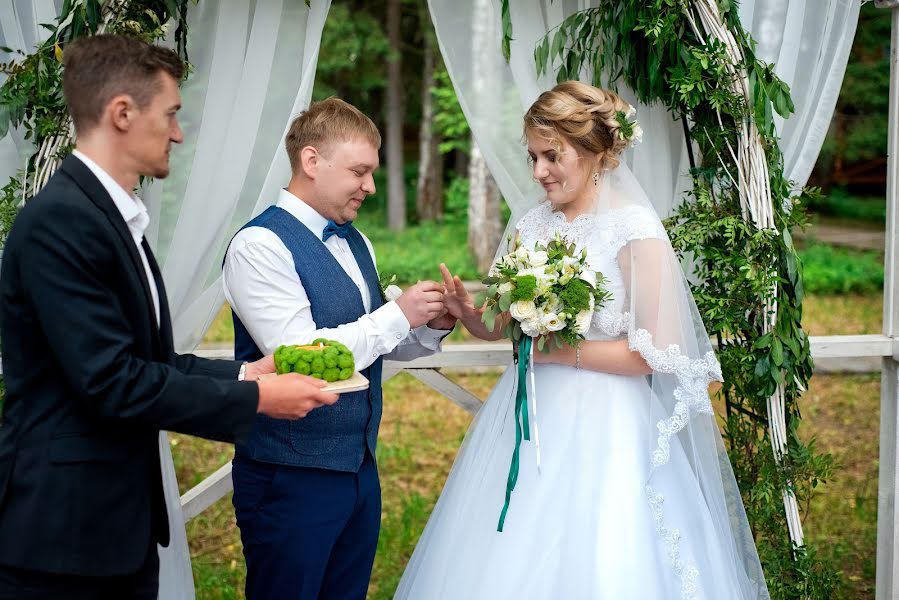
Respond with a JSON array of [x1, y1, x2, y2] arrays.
[[479, 234, 611, 532], [477, 234, 611, 351]]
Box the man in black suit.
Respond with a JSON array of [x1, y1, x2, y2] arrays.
[[0, 34, 338, 599]]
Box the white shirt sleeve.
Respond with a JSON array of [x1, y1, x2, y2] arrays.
[[222, 227, 416, 371]]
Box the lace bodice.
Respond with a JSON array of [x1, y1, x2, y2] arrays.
[[515, 202, 667, 340]]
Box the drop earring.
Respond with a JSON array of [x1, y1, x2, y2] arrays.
[[592, 172, 599, 186]]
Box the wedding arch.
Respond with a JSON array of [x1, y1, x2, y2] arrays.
[[1, 1, 897, 598]]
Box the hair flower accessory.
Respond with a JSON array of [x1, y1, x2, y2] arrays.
[[615, 106, 643, 147]]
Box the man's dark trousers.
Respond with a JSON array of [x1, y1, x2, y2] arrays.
[[232, 453, 380, 599]]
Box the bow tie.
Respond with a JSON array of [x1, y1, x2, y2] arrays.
[[322, 219, 352, 242]]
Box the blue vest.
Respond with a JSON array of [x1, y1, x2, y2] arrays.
[[230, 206, 384, 472]]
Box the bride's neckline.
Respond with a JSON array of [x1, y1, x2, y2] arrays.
[[545, 203, 595, 225]]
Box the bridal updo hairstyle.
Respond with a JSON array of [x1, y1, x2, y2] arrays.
[[524, 81, 631, 172]]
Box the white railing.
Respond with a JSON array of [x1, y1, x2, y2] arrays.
[[179, 335, 895, 523]]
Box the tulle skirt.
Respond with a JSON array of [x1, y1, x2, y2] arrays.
[[394, 362, 751, 599]]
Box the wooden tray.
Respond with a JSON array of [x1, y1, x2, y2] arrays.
[[321, 371, 369, 394], [260, 371, 369, 394]]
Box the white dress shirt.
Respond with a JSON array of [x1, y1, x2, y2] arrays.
[[222, 189, 447, 370], [73, 150, 160, 326]]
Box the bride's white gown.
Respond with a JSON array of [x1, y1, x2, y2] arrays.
[[395, 203, 767, 599]]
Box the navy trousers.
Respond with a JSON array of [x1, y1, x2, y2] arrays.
[[232, 453, 381, 600]]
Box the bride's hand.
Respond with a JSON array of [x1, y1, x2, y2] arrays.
[[531, 336, 575, 365], [440, 263, 481, 321]]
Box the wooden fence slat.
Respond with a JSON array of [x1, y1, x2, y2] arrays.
[[405, 368, 483, 415]]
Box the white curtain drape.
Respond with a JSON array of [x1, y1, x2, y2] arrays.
[[150, 2, 330, 597], [0, 1, 331, 597], [428, 0, 859, 220], [738, 0, 860, 191]]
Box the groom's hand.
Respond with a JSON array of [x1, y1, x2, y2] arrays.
[[395, 280, 446, 328]]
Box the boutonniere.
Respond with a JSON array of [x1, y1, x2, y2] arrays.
[[379, 273, 402, 303]]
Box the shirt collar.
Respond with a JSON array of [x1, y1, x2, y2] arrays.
[[72, 150, 150, 239], [276, 188, 330, 240]]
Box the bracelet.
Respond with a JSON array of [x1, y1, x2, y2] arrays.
[[575, 346, 581, 370], [237, 361, 248, 381]]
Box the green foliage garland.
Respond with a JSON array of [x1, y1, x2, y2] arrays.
[[0, 0, 195, 248], [506, 2, 838, 597]]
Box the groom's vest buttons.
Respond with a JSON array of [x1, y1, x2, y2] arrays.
[[229, 206, 384, 472]]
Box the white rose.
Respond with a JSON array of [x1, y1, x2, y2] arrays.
[[515, 246, 530, 263], [625, 104, 636, 119], [498, 281, 514, 295], [575, 310, 592, 334], [631, 123, 643, 145], [529, 250, 549, 267], [384, 284, 403, 302], [541, 312, 566, 332], [520, 317, 541, 337], [509, 300, 538, 322]]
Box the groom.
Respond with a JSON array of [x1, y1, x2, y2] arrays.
[[222, 97, 455, 599]]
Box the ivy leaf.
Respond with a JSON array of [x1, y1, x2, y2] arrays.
[[0, 103, 9, 140], [754, 356, 770, 379], [785, 251, 798, 285], [500, 0, 512, 61], [163, 0, 180, 18], [753, 333, 771, 350], [771, 338, 784, 367], [551, 28, 564, 60], [85, 0, 101, 31]]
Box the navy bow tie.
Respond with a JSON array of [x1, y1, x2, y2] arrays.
[[322, 219, 352, 242]]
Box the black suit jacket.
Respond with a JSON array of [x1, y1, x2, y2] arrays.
[[0, 155, 258, 576]]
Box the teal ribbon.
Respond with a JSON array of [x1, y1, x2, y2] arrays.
[[497, 335, 532, 532]]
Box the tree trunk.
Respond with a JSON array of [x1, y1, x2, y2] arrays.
[[385, 0, 405, 231], [468, 139, 502, 272], [467, 0, 502, 271], [416, 15, 443, 222]]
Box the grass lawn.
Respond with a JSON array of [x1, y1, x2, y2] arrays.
[[179, 289, 885, 598]]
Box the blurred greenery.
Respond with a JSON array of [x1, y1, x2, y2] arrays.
[[312, 3, 391, 114], [798, 242, 883, 295], [806, 188, 885, 223], [817, 2, 890, 177], [355, 201, 480, 284]]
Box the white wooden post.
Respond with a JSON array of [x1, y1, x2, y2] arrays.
[[877, 2, 899, 599]]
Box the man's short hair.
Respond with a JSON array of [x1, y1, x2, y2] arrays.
[[285, 97, 381, 172], [62, 34, 184, 134]]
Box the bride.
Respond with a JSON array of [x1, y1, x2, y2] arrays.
[[394, 81, 769, 599]]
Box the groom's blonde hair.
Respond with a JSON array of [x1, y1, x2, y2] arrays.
[[285, 97, 381, 172]]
